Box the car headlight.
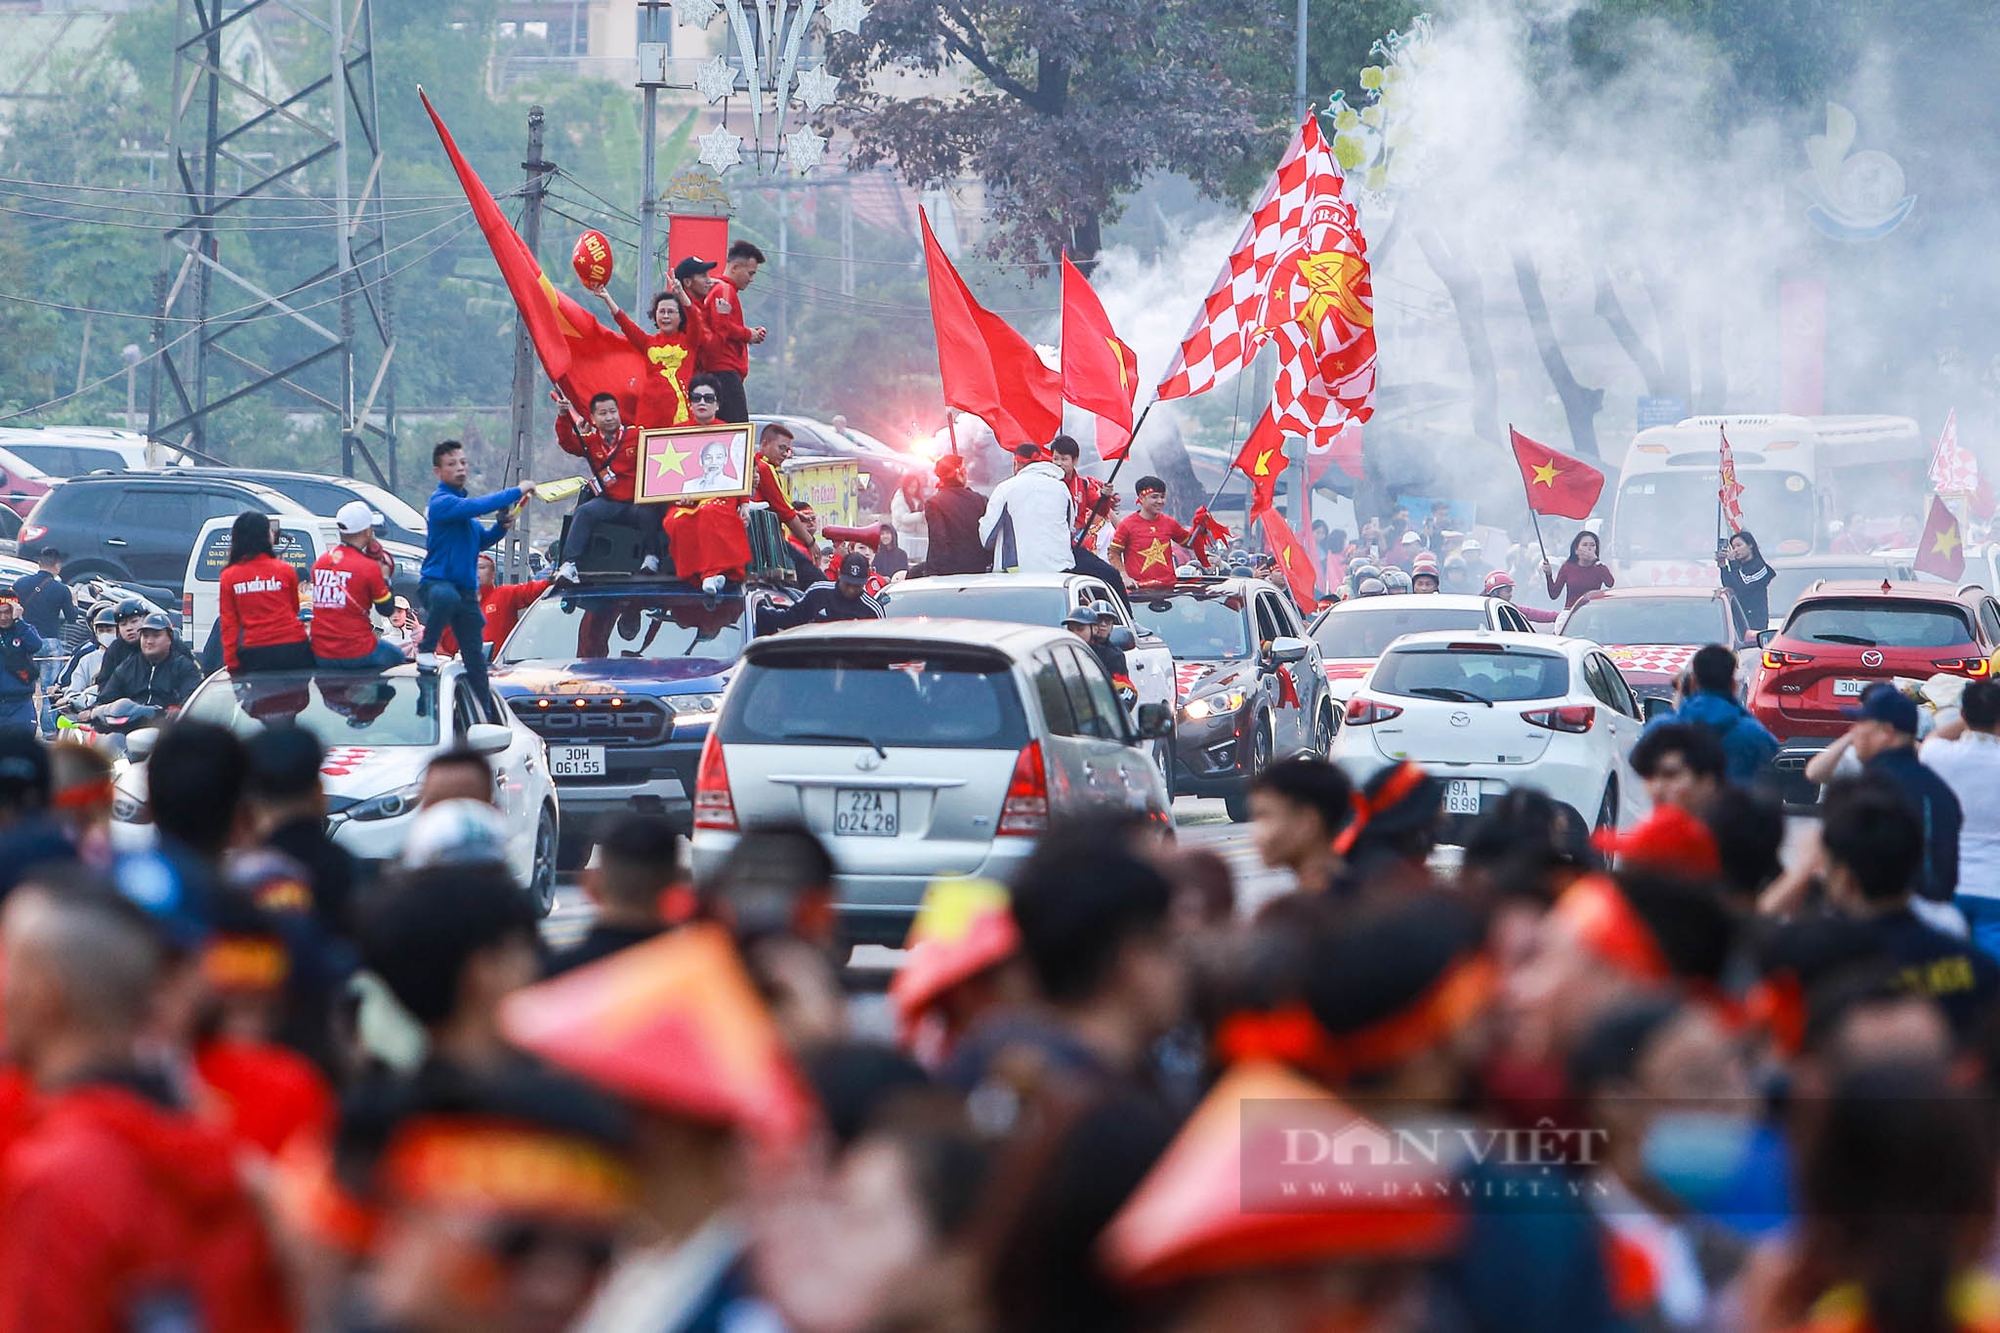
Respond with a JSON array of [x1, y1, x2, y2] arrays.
[[347, 781, 424, 822], [111, 792, 147, 824], [1181, 690, 1247, 721], [665, 693, 723, 723]]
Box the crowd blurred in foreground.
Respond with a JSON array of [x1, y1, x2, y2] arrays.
[[5, 709, 2000, 1333]]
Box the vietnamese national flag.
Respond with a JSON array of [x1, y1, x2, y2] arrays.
[[1510, 427, 1605, 520], [1257, 507, 1318, 613], [1915, 495, 1967, 581], [421, 91, 642, 411], [921, 209, 1063, 448], [1060, 255, 1140, 459], [1234, 409, 1288, 517]]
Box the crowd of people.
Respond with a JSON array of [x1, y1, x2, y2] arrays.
[[3, 649, 2000, 1331]]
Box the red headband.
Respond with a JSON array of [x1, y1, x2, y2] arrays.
[[1333, 761, 1429, 857], [1550, 875, 1673, 985]]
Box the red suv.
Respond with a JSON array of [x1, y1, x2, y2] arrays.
[[1750, 579, 2000, 792]]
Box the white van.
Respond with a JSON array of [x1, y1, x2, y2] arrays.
[[0, 427, 186, 477], [182, 515, 337, 654]]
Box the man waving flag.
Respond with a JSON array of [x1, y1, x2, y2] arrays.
[[1510, 427, 1605, 520]]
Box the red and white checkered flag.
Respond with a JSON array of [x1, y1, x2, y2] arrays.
[[1718, 427, 1746, 532], [1158, 113, 1347, 402], [1930, 409, 1981, 498]]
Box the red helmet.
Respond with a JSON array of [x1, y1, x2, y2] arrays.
[[1483, 570, 1515, 594]]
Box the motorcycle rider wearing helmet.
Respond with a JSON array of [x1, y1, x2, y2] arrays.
[[91, 612, 203, 720], [54, 603, 118, 703], [1087, 599, 1133, 696], [1382, 567, 1413, 595], [1482, 569, 1557, 624], [93, 597, 149, 690], [1353, 576, 1389, 598]]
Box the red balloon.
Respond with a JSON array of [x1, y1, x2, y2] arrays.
[[571, 230, 613, 290]]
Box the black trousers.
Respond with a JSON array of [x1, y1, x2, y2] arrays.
[[712, 371, 749, 424], [563, 496, 659, 567], [1072, 544, 1131, 610], [236, 640, 316, 673]]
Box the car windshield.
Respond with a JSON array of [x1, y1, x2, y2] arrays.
[[183, 672, 443, 746], [879, 584, 1070, 630], [1613, 470, 1816, 560], [1562, 598, 1725, 647], [1312, 605, 1487, 658], [720, 647, 1029, 750], [1783, 600, 1976, 650], [1131, 593, 1250, 660], [1766, 565, 1897, 622], [1374, 646, 1570, 702], [500, 591, 747, 662]]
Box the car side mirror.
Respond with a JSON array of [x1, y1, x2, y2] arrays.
[[1642, 696, 1673, 723], [1755, 628, 1776, 649], [125, 727, 159, 763], [1134, 702, 1173, 739], [467, 722, 512, 756], [1108, 625, 1135, 651], [1267, 635, 1311, 666]]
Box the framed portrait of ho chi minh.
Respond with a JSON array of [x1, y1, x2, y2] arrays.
[[637, 422, 756, 503]]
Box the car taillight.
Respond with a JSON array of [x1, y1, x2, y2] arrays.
[[997, 740, 1049, 836], [1761, 649, 1814, 670], [181, 592, 193, 623], [693, 731, 736, 831], [1343, 695, 1404, 726], [1934, 657, 1993, 679], [1523, 704, 1596, 733], [17, 524, 45, 545]]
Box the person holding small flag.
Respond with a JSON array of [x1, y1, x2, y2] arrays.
[[1107, 476, 1190, 590], [1716, 529, 1774, 628]]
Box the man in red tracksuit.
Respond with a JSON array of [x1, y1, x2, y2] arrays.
[[689, 239, 767, 423], [554, 391, 657, 582], [0, 879, 291, 1333], [440, 551, 551, 657]]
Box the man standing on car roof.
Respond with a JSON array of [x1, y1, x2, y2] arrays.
[[441, 551, 552, 658], [416, 440, 536, 719], [1049, 436, 1131, 608], [690, 241, 767, 424], [0, 587, 43, 728], [310, 501, 404, 670]]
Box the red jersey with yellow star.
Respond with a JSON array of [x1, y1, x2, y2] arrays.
[[1111, 512, 1191, 588]]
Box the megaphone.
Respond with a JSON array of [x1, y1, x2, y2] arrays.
[[821, 524, 883, 550]]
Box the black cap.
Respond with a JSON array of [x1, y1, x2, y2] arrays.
[[36, 546, 62, 562], [837, 552, 870, 585], [115, 597, 147, 620], [246, 724, 325, 801], [0, 727, 49, 814], [673, 256, 717, 281], [139, 611, 173, 632]]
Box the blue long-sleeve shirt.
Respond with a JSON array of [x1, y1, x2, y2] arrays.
[[1644, 689, 1779, 783], [0, 620, 44, 701], [422, 482, 525, 589]]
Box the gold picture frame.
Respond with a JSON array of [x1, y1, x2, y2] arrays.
[[636, 422, 756, 504]]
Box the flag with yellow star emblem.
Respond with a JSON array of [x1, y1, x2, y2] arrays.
[[1060, 255, 1141, 459], [1232, 409, 1288, 517], [1511, 427, 1605, 520], [1915, 494, 1966, 581]]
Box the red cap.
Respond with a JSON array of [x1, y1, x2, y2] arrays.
[[499, 923, 817, 1149], [1411, 553, 1440, 576], [1100, 1062, 1462, 1288], [1591, 804, 1721, 880], [1483, 570, 1515, 594], [888, 879, 1020, 1045]]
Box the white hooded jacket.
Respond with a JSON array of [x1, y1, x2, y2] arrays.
[[978, 461, 1075, 574]]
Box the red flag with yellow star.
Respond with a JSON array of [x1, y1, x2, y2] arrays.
[[1234, 409, 1287, 517], [1060, 255, 1141, 459], [1915, 495, 1967, 581], [1256, 506, 1318, 613], [1511, 427, 1605, 521], [422, 91, 643, 412]]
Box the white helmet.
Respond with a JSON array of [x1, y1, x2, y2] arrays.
[[401, 799, 512, 874]]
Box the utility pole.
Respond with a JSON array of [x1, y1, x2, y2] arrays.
[[776, 177, 790, 411], [635, 0, 669, 304], [1293, 0, 1310, 123], [504, 107, 554, 578]]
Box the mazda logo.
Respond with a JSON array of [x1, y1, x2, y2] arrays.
[[1449, 711, 1471, 727], [1861, 650, 1884, 667], [854, 751, 882, 771]]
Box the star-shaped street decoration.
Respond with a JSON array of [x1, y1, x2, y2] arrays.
[[674, 0, 722, 28], [1531, 460, 1560, 487], [793, 65, 840, 112], [697, 125, 743, 174], [823, 0, 870, 35], [694, 55, 738, 103], [783, 127, 827, 174]]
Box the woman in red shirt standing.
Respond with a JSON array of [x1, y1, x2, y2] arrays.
[[219, 511, 312, 673], [1541, 529, 1615, 608], [596, 279, 707, 429]]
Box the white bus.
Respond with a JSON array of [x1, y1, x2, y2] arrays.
[[1607, 413, 1925, 588]]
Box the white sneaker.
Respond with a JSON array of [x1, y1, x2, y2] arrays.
[[640, 555, 660, 573], [415, 652, 438, 673], [555, 561, 580, 584], [702, 574, 726, 594]]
